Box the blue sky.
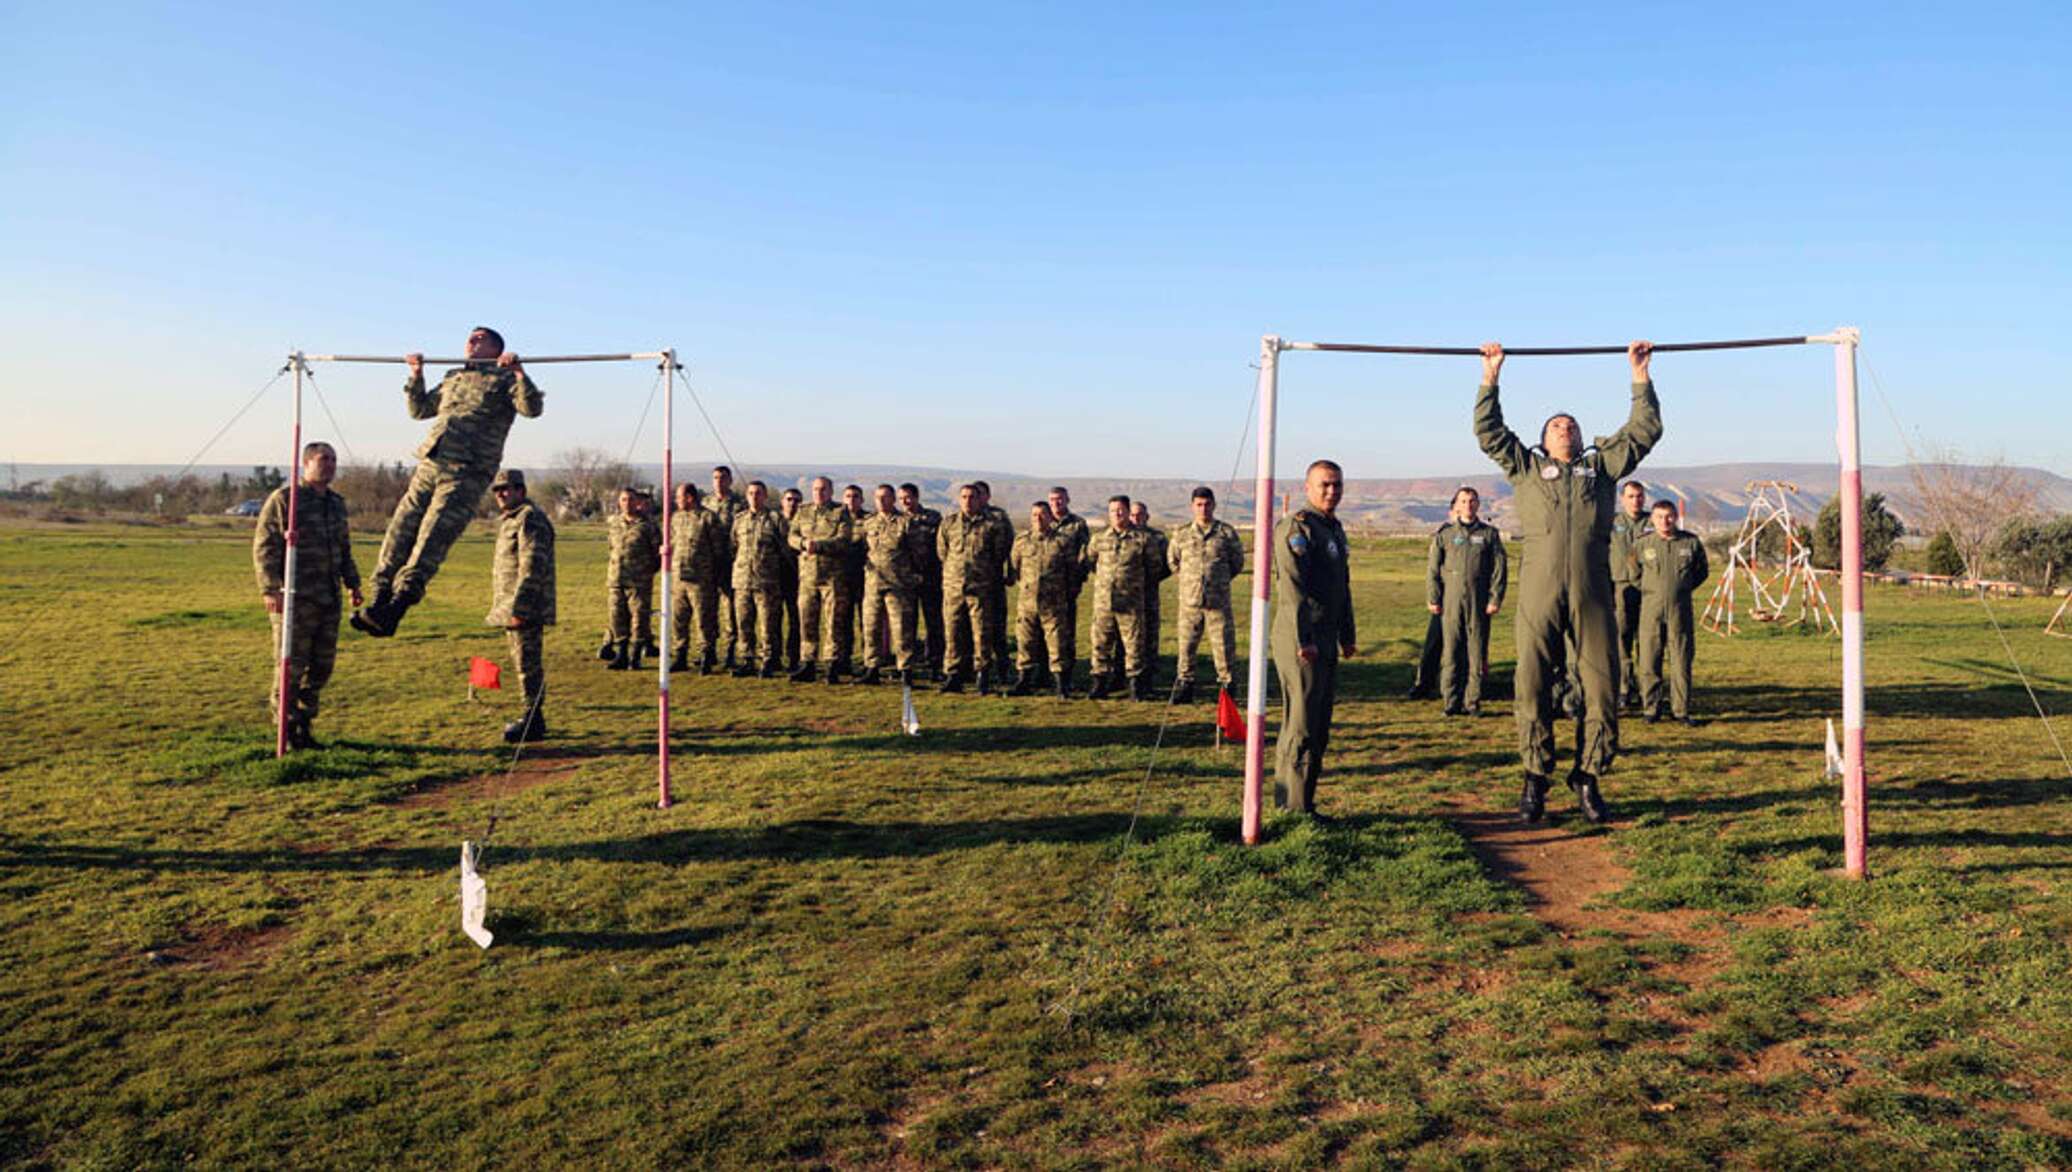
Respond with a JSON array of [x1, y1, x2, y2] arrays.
[[2, 1, 2065, 478]]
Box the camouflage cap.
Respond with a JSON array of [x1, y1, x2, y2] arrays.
[[490, 468, 526, 490]]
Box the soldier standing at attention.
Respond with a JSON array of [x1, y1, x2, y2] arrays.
[[669, 483, 727, 674], [355, 327, 540, 637], [1168, 486, 1247, 704], [1271, 460, 1358, 817], [600, 487, 662, 671], [840, 484, 871, 668], [778, 488, 804, 671], [730, 481, 789, 678], [1006, 501, 1078, 697], [1476, 340, 1661, 825], [900, 483, 946, 679], [1426, 486, 1508, 716], [1610, 480, 1649, 709], [707, 466, 747, 671], [1635, 499, 1710, 725], [974, 480, 1015, 669], [937, 483, 1003, 694], [487, 469, 555, 743], [788, 477, 855, 684], [858, 484, 924, 685], [254, 441, 361, 750], [1132, 501, 1173, 693], [1083, 495, 1154, 701]]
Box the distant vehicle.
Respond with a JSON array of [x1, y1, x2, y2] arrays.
[[225, 499, 264, 517]]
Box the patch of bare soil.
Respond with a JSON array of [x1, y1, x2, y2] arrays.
[[148, 921, 293, 970], [1441, 797, 1646, 935], [394, 751, 586, 810]]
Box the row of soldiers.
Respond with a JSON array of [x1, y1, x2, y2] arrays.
[[599, 468, 1252, 702]]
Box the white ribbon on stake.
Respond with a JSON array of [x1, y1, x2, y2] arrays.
[[901, 681, 922, 736], [460, 841, 494, 949]]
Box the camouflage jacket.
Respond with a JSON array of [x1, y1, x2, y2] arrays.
[[1425, 519, 1508, 609], [1051, 509, 1091, 588], [488, 499, 556, 627], [788, 501, 854, 584], [732, 508, 791, 591], [1609, 510, 1647, 584], [1168, 518, 1246, 609], [982, 506, 1015, 579], [937, 509, 1001, 596], [252, 485, 359, 607], [672, 507, 727, 585], [706, 488, 747, 568], [1141, 526, 1173, 591], [406, 365, 544, 472], [606, 511, 662, 585], [1082, 526, 1152, 613], [1007, 527, 1077, 612], [862, 511, 925, 592], [904, 505, 944, 573]]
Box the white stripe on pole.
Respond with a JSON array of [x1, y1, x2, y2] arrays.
[[1241, 335, 1281, 844], [1833, 327, 1867, 877], [657, 348, 676, 810], [275, 352, 305, 758]]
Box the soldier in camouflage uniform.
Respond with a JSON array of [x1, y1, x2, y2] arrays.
[[669, 483, 728, 674], [974, 481, 1015, 668], [937, 483, 1003, 694], [841, 484, 871, 668], [707, 466, 748, 669], [1006, 502, 1079, 697], [788, 477, 856, 683], [1041, 486, 1092, 682], [487, 469, 555, 743], [254, 441, 361, 750], [1610, 480, 1649, 708], [858, 484, 925, 684], [1168, 486, 1247, 704], [600, 487, 663, 671], [779, 488, 803, 670], [1132, 501, 1173, 691], [355, 327, 541, 638], [1477, 340, 1662, 825], [1426, 486, 1509, 716], [730, 482, 790, 678], [1271, 460, 1358, 816], [1635, 499, 1710, 725], [899, 483, 946, 678], [1083, 495, 1155, 701]]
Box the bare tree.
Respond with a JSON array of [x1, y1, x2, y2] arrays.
[[1903, 449, 2040, 580], [551, 446, 636, 521]]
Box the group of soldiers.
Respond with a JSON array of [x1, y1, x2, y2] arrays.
[[252, 328, 1717, 830]]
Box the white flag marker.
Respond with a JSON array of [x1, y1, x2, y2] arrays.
[[1823, 719, 1845, 781], [901, 682, 922, 736], [460, 841, 494, 950]]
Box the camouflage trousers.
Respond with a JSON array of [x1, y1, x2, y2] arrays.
[[1175, 603, 1236, 685], [734, 583, 786, 669], [942, 588, 998, 677], [1089, 603, 1145, 678], [862, 576, 918, 671], [505, 623, 545, 709], [268, 602, 340, 719], [671, 579, 720, 663], [1142, 594, 1161, 664], [1014, 604, 1074, 674], [374, 458, 492, 601], [714, 581, 739, 662], [797, 570, 853, 669], [607, 577, 655, 642], [917, 572, 945, 668]]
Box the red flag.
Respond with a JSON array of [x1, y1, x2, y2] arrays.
[[1215, 687, 1247, 743], [468, 656, 502, 690]]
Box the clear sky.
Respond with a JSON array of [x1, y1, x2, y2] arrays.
[[3, 1, 2066, 479]]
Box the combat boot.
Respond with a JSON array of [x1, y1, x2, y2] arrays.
[[629, 642, 647, 670], [698, 656, 717, 676], [1174, 679, 1196, 705], [1054, 669, 1072, 700], [789, 663, 816, 683], [607, 641, 632, 670], [351, 585, 392, 637], [638, 637, 660, 661], [1128, 674, 1151, 702], [1007, 670, 1034, 697], [502, 708, 548, 743], [1569, 771, 1610, 824], [976, 668, 995, 696], [757, 660, 779, 679], [825, 663, 848, 685], [856, 666, 882, 686], [669, 649, 689, 673], [1087, 673, 1112, 700], [1519, 773, 1551, 824], [598, 637, 618, 662], [939, 672, 966, 694]]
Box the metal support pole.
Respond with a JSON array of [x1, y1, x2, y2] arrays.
[[274, 352, 306, 758], [657, 348, 676, 810], [1241, 335, 1281, 844], [1832, 327, 1867, 877]]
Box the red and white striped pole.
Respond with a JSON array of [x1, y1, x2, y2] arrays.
[[1240, 335, 1281, 844], [274, 352, 305, 758], [1829, 327, 1867, 876], [657, 348, 676, 810]]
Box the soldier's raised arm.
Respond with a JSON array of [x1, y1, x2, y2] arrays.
[[1596, 341, 1662, 480], [402, 353, 438, 420], [498, 352, 544, 419], [1472, 342, 1530, 476]]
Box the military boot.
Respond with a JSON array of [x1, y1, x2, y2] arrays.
[[629, 642, 647, 670], [638, 636, 660, 661], [939, 672, 966, 694], [1054, 669, 1072, 700], [669, 649, 690, 673], [1174, 679, 1196, 705], [1007, 670, 1034, 697], [502, 708, 548, 743], [285, 712, 317, 751], [698, 656, 717, 676], [1087, 673, 1113, 700], [1519, 773, 1551, 824], [1128, 674, 1151, 702], [757, 660, 779, 679], [976, 668, 995, 696], [350, 585, 394, 637], [607, 641, 632, 670], [789, 663, 817, 683], [855, 666, 882, 686], [1569, 771, 1610, 825], [598, 637, 619, 662]]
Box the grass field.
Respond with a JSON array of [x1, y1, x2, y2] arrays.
[[2, 516, 2069, 1169]]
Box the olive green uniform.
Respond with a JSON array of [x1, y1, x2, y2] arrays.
[[488, 496, 556, 712], [905, 504, 946, 672], [843, 507, 870, 661], [1139, 524, 1172, 675], [1270, 507, 1356, 813], [1476, 380, 1663, 778], [1168, 518, 1246, 687], [254, 485, 359, 724], [1635, 528, 1710, 719], [861, 511, 926, 673], [982, 504, 1015, 663], [1007, 525, 1078, 677], [1025, 508, 1090, 678], [732, 508, 790, 670], [777, 511, 802, 669], [1082, 526, 1153, 681], [1426, 518, 1508, 711], [670, 507, 728, 665], [1609, 508, 1647, 704], [706, 489, 747, 664], [789, 501, 855, 671], [938, 509, 1002, 679], [604, 510, 663, 644]]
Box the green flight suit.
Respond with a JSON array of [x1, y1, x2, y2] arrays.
[[1610, 507, 1648, 702], [1476, 380, 1662, 779], [1635, 528, 1710, 719], [1270, 507, 1356, 813], [1426, 518, 1508, 711]]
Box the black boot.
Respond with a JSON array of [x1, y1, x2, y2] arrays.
[[1007, 670, 1033, 697], [1174, 679, 1196, 705], [607, 640, 632, 670], [670, 649, 689, 672], [1087, 673, 1112, 700], [1055, 669, 1072, 700], [1128, 674, 1150, 702], [1569, 772, 1610, 824], [976, 668, 994, 697], [638, 637, 660, 661], [856, 666, 882, 686], [629, 641, 646, 670], [1519, 773, 1551, 824], [502, 708, 547, 743], [789, 664, 816, 683], [351, 585, 393, 637], [698, 656, 717, 676], [825, 663, 848, 685], [940, 672, 966, 694], [757, 660, 779, 679], [598, 637, 618, 662]]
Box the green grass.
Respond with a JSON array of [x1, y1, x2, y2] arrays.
[[2, 518, 2068, 1168]]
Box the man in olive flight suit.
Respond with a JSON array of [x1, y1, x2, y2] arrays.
[[730, 481, 790, 678], [1132, 501, 1172, 693], [1271, 459, 1358, 817], [707, 466, 748, 670], [1635, 499, 1711, 725], [1475, 340, 1662, 825], [1609, 480, 1649, 709], [858, 484, 925, 685], [600, 487, 662, 671], [1168, 486, 1246, 704], [487, 469, 555, 743], [356, 326, 541, 638], [254, 441, 361, 750], [1006, 501, 1079, 697], [1426, 486, 1508, 716], [789, 476, 855, 684], [1083, 495, 1155, 701], [669, 483, 728, 674], [938, 483, 1002, 694], [900, 483, 946, 678]]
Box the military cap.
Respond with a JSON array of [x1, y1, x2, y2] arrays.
[[491, 468, 526, 490]]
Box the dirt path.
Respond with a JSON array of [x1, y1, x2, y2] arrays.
[[394, 751, 587, 810]]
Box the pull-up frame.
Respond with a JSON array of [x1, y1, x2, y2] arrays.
[[1240, 329, 1869, 878], [277, 348, 686, 811]]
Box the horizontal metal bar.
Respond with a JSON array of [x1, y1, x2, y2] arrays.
[[301, 352, 669, 364], [1282, 335, 1816, 356]]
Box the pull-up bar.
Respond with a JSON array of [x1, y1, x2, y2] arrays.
[[1281, 335, 1829, 356], [303, 352, 670, 364]]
